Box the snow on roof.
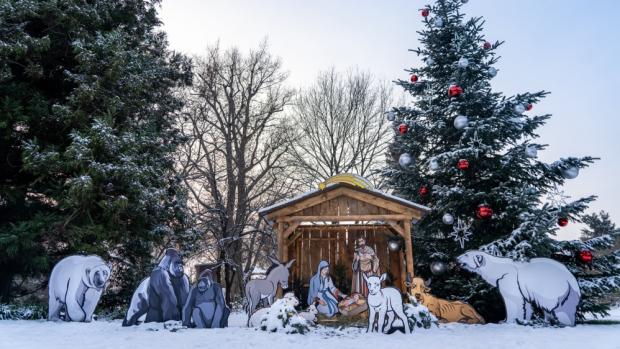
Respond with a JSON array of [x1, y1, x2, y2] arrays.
[[367, 187, 431, 212], [258, 183, 430, 218], [257, 187, 323, 216]]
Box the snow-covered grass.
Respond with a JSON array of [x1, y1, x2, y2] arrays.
[[2, 311, 619, 349]]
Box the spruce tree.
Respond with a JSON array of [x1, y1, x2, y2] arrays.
[[0, 0, 194, 303], [581, 211, 618, 240], [384, 0, 618, 322]]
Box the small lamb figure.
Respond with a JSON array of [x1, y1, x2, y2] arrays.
[[298, 304, 318, 323], [364, 273, 411, 333]]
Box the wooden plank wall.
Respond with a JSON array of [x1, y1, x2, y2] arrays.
[[287, 226, 404, 292], [299, 196, 393, 217]]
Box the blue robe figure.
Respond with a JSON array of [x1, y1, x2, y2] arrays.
[[307, 260, 342, 317]]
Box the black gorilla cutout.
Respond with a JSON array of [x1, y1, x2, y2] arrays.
[[182, 270, 229, 328], [123, 248, 190, 326]]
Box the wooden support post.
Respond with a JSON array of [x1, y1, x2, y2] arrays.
[[403, 219, 414, 293], [399, 249, 407, 293], [282, 221, 301, 239], [276, 222, 285, 299], [386, 220, 405, 236], [277, 222, 285, 262]]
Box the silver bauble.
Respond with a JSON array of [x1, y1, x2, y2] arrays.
[[435, 17, 444, 27], [453, 115, 469, 129], [514, 104, 526, 114], [399, 153, 413, 168], [525, 145, 538, 158], [388, 239, 401, 252], [458, 57, 469, 68], [429, 158, 440, 171], [430, 261, 447, 275], [561, 166, 579, 179], [442, 213, 454, 225], [488, 67, 498, 77], [426, 57, 435, 65], [386, 111, 396, 121]]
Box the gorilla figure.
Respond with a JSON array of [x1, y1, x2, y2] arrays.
[[48, 255, 111, 322], [182, 271, 230, 328], [123, 248, 190, 326]]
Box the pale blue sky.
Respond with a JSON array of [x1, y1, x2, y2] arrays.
[[160, 0, 620, 240]]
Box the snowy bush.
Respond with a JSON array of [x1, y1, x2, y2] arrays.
[[0, 303, 47, 320], [404, 298, 438, 330], [259, 298, 310, 334]]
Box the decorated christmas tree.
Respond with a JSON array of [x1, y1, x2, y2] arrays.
[[384, 0, 619, 322]]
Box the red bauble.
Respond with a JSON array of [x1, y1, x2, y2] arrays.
[[577, 250, 593, 264], [421, 8, 430, 17], [448, 85, 463, 97], [457, 159, 470, 170], [483, 41, 492, 50], [558, 217, 569, 227], [410, 74, 419, 83], [476, 204, 493, 219], [398, 123, 408, 135], [526, 103, 533, 111], [418, 186, 429, 196]]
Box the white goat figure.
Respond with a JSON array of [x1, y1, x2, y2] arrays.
[[364, 273, 411, 333], [298, 304, 318, 323]]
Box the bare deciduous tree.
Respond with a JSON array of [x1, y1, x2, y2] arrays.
[[287, 68, 392, 189], [176, 42, 295, 301]]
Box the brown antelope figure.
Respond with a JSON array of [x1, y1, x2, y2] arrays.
[[410, 277, 485, 324]]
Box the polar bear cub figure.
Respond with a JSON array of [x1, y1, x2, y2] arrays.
[[457, 250, 580, 326], [48, 255, 111, 322]]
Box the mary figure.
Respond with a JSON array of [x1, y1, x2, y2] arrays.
[[307, 260, 343, 317]]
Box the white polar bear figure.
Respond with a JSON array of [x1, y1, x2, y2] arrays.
[[48, 255, 111, 322], [457, 250, 580, 326]]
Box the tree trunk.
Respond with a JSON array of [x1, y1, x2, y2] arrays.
[[0, 271, 14, 303]]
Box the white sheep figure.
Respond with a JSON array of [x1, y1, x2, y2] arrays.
[[248, 292, 300, 327], [457, 250, 581, 326], [298, 304, 318, 323], [364, 273, 411, 333]]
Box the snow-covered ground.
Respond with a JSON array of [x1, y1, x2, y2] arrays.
[[2, 311, 620, 349]]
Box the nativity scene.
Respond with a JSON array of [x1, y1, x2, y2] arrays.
[[258, 174, 430, 321]]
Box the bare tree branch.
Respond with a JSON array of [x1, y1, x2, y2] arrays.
[[175, 42, 296, 301], [286, 67, 392, 190]]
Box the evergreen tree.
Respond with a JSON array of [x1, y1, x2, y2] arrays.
[[581, 211, 618, 240], [0, 0, 194, 303], [384, 0, 618, 322]]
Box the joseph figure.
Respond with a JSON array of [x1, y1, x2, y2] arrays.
[[351, 237, 380, 297]]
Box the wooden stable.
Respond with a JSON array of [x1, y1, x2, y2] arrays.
[[259, 181, 429, 293]]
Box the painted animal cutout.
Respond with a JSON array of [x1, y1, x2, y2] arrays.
[[48, 255, 111, 322], [410, 277, 484, 324], [123, 248, 190, 326], [364, 273, 411, 334], [245, 256, 295, 315], [182, 272, 230, 328], [457, 250, 580, 326], [298, 304, 319, 323]]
